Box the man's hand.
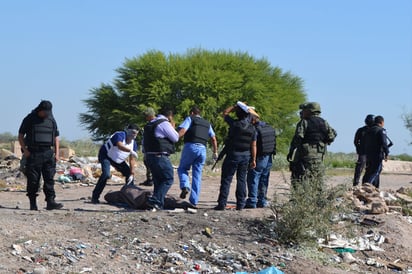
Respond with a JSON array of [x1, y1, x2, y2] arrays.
[[212, 152, 219, 161], [250, 159, 256, 169], [23, 149, 30, 159]]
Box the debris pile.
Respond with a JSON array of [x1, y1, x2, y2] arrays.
[[0, 148, 142, 190], [349, 183, 412, 214]]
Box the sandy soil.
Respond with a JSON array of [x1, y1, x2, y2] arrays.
[[0, 161, 411, 274]]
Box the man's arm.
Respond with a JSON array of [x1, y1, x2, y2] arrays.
[[18, 133, 30, 158], [222, 105, 236, 117], [250, 140, 257, 169], [380, 129, 389, 160], [210, 136, 218, 154], [178, 116, 192, 138], [354, 128, 361, 147], [162, 122, 179, 143], [116, 141, 134, 153], [129, 155, 136, 175], [54, 137, 60, 161]]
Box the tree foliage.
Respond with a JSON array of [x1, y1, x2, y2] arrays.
[[80, 49, 306, 152], [403, 111, 412, 145]]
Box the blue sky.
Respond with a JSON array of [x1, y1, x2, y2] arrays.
[[1, 1, 411, 155]]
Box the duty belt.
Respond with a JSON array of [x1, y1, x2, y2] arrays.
[[146, 152, 170, 157], [28, 146, 53, 152]]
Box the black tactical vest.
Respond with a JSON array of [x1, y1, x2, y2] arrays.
[[364, 125, 382, 156], [355, 125, 370, 154], [183, 116, 210, 145], [228, 119, 255, 152], [303, 116, 327, 145], [31, 118, 55, 147], [256, 123, 276, 156], [143, 119, 175, 154]]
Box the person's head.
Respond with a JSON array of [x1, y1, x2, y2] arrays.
[[364, 114, 375, 126], [235, 106, 249, 119], [299, 102, 321, 118], [143, 107, 156, 121], [125, 124, 139, 139], [190, 106, 201, 116], [160, 106, 174, 122], [251, 115, 260, 125], [35, 100, 53, 118], [374, 115, 384, 127]]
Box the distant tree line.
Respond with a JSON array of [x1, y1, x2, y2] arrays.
[[0, 132, 16, 143]]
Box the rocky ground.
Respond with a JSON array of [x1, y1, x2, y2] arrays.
[[0, 157, 411, 274]]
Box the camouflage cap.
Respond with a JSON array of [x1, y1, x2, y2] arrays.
[[299, 102, 321, 113]]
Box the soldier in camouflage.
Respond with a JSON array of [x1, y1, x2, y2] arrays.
[[287, 102, 337, 187]]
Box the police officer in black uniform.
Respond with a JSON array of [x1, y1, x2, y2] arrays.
[[362, 115, 390, 188], [18, 100, 63, 210], [353, 114, 374, 186], [215, 102, 257, 211]]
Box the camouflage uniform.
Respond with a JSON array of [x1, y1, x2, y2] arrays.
[[288, 102, 337, 187]]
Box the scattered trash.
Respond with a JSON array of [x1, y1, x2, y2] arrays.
[[202, 227, 213, 238], [11, 244, 23, 256]]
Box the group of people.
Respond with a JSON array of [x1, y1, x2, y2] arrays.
[[353, 114, 392, 188], [91, 101, 277, 211], [18, 99, 390, 212]]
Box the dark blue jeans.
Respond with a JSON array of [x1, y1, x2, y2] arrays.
[[246, 155, 272, 208], [217, 153, 250, 209], [146, 154, 174, 209], [92, 148, 132, 200]]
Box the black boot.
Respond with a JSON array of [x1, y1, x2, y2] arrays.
[[28, 195, 38, 211], [46, 198, 63, 210]]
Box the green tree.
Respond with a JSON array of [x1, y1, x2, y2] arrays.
[[80, 49, 306, 152], [403, 111, 412, 144]]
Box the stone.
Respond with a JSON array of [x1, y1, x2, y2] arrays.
[[370, 201, 388, 214], [33, 267, 48, 274], [395, 192, 412, 203]]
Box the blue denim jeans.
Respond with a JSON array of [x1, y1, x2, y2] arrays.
[[362, 155, 383, 188], [146, 154, 174, 209], [217, 153, 250, 209], [177, 143, 207, 205], [92, 148, 132, 200], [246, 155, 272, 208]]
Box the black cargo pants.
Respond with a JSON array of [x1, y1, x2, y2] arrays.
[[25, 148, 56, 200]]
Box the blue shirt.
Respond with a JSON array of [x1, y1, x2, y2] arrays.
[[178, 115, 216, 137]]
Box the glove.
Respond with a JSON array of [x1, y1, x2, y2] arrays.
[[126, 175, 134, 185], [130, 150, 138, 159], [213, 152, 219, 161]]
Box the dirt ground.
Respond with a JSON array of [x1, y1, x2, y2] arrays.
[[0, 161, 411, 274]]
